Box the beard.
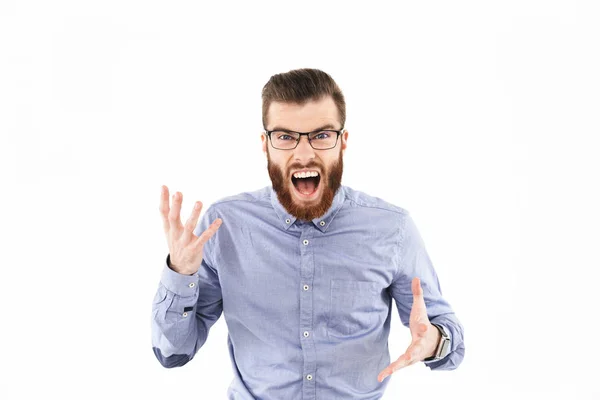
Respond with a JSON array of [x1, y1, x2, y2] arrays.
[[267, 146, 343, 222]]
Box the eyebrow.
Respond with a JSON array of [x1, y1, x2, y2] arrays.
[[269, 123, 338, 132]]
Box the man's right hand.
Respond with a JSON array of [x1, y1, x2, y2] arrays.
[[159, 185, 222, 275]]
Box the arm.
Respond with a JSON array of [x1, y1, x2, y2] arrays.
[[151, 209, 223, 368], [389, 213, 465, 370]]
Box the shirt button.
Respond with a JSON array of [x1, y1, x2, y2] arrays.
[[188, 282, 195, 288], [303, 284, 309, 291], [306, 374, 313, 381], [303, 239, 309, 245], [285, 218, 291, 224], [182, 312, 188, 317], [303, 331, 310, 337], [319, 221, 325, 226]]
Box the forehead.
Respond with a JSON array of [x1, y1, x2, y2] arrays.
[[267, 95, 340, 131]]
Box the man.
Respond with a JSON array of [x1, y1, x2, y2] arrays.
[[152, 68, 465, 399]]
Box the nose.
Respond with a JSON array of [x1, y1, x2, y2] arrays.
[[293, 135, 316, 162]]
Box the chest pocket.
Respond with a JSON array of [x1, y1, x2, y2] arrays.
[[327, 279, 380, 339]]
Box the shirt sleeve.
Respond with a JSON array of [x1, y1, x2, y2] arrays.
[[389, 212, 465, 370], [150, 207, 223, 368]]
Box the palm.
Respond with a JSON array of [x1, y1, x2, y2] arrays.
[[377, 277, 438, 383]]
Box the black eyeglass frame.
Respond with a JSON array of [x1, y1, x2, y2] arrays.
[[264, 128, 344, 150]]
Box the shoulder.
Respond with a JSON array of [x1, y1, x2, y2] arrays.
[[206, 186, 271, 213], [341, 185, 410, 217]]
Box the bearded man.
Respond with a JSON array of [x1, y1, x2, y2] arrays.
[[152, 68, 465, 400]]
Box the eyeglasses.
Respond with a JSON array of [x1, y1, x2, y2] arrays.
[[265, 128, 343, 150]]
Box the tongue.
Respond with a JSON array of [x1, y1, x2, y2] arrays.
[[297, 178, 317, 194]]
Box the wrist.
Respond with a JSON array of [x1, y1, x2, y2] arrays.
[[423, 323, 451, 362], [426, 324, 442, 358], [167, 253, 195, 276]]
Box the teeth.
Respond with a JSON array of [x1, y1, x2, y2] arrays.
[[293, 171, 319, 179]]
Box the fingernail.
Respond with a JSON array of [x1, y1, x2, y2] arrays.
[[194, 202, 200, 209]]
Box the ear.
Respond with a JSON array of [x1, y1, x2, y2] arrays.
[[261, 132, 267, 155], [341, 130, 348, 156]]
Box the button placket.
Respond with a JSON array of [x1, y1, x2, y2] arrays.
[[299, 228, 316, 397]]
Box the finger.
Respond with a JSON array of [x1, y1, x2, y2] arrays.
[[159, 185, 171, 234], [194, 218, 223, 248], [412, 277, 424, 303], [410, 277, 427, 320], [168, 191, 184, 236], [181, 200, 203, 243], [377, 353, 411, 382]]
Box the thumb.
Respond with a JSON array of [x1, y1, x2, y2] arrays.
[[409, 277, 428, 326], [412, 277, 424, 303]]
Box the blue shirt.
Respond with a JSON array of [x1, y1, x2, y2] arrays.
[[151, 185, 465, 399]]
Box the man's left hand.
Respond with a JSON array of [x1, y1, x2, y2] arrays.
[[377, 277, 441, 382]]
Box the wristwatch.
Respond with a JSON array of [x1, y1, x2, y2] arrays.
[[423, 323, 451, 362]]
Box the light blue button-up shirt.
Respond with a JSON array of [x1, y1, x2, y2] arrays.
[[151, 185, 465, 399]]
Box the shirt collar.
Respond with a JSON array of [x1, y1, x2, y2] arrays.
[[270, 185, 346, 232]]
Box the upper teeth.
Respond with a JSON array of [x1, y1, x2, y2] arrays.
[[293, 171, 319, 178]]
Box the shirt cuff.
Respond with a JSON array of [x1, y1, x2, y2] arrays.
[[160, 254, 200, 297]]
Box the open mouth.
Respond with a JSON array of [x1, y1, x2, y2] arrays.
[[291, 170, 321, 197]]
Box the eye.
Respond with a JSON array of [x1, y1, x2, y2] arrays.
[[274, 132, 295, 141], [313, 131, 330, 140]]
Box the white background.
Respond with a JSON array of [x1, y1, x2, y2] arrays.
[[1, 1, 599, 399]]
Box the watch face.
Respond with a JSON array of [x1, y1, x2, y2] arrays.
[[432, 324, 450, 359], [439, 336, 451, 358]]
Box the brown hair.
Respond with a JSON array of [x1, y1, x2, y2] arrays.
[[261, 68, 346, 130]]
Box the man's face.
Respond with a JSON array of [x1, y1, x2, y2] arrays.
[[261, 95, 348, 221]]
